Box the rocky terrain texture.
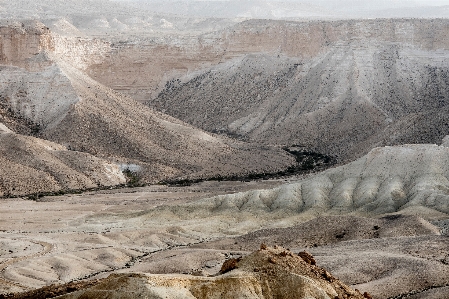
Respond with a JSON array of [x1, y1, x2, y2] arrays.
[[147, 19, 449, 161], [0, 2, 449, 299], [157, 144, 449, 219], [4, 11, 448, 166], [0, 21, 295, 195], [0, 124, 125, 197], [0, 144, 448, 298], [200, 215, 442, 251], [50, 246, 366, 299]]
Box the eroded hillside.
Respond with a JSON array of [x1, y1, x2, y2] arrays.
[[1, 2, 449, 299], [146, 19, 449, 161], [0, 143, 448, 298], [0, 125, 125, 197], [0, 21, 295, 196]]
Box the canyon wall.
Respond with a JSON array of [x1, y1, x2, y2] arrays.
[[145, 19, 449, 161], [0, 22, 53, 66], [85, 19, 449, 102]]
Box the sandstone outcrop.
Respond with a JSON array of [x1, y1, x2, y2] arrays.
[[57, 246, 366, 299]]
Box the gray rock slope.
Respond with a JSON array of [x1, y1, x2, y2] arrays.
[[170, 144, 449, 218], [0, 22, 294, 185], [149, 19, 449, 161]]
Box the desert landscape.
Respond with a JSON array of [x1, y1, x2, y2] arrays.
[[0, 0, 449, 298]]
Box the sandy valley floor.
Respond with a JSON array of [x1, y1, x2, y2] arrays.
[[0, 179, 448, 299]]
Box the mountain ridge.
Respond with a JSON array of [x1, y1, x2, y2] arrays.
[[0, 21, 295, 194]]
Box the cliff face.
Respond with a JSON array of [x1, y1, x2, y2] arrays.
[[145, 19, 449, 161], [0, 22, 54, 67], [0, 21, 115, 131], [0, 20, 110, 70], [85, 19, 449, 103], [221, 19, 449, 57], [0, 21, 295, 188]]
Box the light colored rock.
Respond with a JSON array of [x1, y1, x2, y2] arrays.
[[0, 64, 80, 129], [0, 122, 12, 133], [174, 144, 449, 217], [59, 247, 365, 299], [441, 135, 449, 147]]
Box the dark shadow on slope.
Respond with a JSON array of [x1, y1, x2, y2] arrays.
[[161, 146, 336, 186]]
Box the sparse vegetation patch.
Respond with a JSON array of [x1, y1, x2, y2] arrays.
[[161, 146, 336, 186]]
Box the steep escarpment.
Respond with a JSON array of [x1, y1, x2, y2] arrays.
[[0, 21, 54, 66], [94, 18, 449, 103], [0, 21, 295, 188], [148, 19, 449, 161]]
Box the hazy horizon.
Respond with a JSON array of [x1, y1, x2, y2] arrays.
[[109, 0, 449, 19], [113, 0, 449, 6]]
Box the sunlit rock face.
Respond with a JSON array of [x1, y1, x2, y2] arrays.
[[58, 246, 366, 299]]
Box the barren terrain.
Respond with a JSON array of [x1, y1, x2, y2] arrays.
[[0, 1, 449, 298], [148, 19, 449, 161], [1, 144, 449, 298], [0, 21, 295, 195]]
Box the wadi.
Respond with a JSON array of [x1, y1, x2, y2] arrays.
[[0, 1, 448, 298]]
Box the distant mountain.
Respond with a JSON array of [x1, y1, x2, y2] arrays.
[[0, 21, 295, 189], [124, 0, 334, 19], [2, 0, 449, 28], [148, 19, 449, 161], [0, 0, 239, 36], [118, 0, 449, 19], [347, 5, 449, 18]]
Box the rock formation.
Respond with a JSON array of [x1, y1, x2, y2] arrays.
[[147, 19, 449, 161], [0, 21, 295, 195], [150, 144, 449, 219], [56, 246, 366, 299], [0, 3, 448, 299]]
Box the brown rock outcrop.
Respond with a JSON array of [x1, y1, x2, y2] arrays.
[[55, 246, 366, 299], [299, 251, 316, 265], [0, 21, 54, 67]]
